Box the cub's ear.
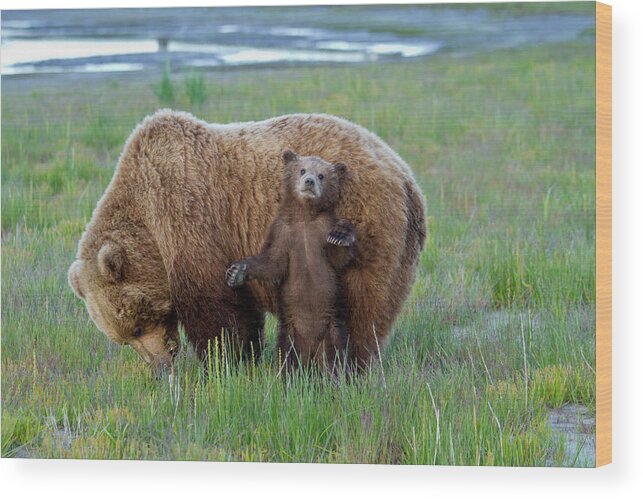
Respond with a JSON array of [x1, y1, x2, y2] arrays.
[[334, 162, 347, 176], [68, 260, 85, 299], [98, 241, 126, 282], [282, 150, 298, 164]]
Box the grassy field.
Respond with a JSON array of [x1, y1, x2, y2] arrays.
[[1, 36, 596, 465]]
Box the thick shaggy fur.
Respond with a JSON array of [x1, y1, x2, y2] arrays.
[[69, 110, 426, 369], [226, 152, 356, 374]]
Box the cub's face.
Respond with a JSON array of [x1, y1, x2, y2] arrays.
[[282, 150, 346, 208], [68, 239, 179, 373]]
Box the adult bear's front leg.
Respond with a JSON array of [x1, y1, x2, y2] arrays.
[[230, 283, 266, 362], [173, 286, 265, 366]]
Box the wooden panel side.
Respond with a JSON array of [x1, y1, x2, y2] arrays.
[[595, 1, 612, 468]]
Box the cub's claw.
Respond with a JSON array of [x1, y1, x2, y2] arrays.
[[226, 262, 248, 287], [327, 219, 356, 247]]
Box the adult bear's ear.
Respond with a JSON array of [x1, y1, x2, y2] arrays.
[[98, 241, 126, 282], [282, 150, 298, 164], [68, 260, 85, 299], [334, 162, 347, 176]]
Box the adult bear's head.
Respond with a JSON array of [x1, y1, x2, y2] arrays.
[[68, 230, 179, 372]]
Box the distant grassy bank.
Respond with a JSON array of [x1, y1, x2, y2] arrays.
[[1, 36, 596, 465]]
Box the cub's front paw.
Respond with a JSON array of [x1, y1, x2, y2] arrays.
[[327, 219, 357, 247], [226, 262, 248, 287]]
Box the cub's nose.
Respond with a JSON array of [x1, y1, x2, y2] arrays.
[[305, 177, 315, 187]]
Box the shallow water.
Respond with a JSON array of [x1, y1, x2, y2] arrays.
[[1, 35, 441, 75], [1, 38, 155, 74], [547, 404, 596, 467], [1, 6, 594, 76]]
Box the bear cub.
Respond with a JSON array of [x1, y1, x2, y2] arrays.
[[226, 150, 356, 375]]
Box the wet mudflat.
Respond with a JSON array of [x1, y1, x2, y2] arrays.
[[2, 5, 593, 76]]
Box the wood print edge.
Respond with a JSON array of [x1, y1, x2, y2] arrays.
[[595, 0, 612, 468]]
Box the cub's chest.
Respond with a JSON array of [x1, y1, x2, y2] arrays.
[[283, 219, 333, 269]]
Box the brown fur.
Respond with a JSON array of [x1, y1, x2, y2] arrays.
[[226, 151, 355, 374], [68, 110, 426, 370]]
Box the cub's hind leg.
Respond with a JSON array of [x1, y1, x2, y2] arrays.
[[309, 320, 348, 378]]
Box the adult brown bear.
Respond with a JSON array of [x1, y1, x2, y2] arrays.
[[68, 110, 426, 371]]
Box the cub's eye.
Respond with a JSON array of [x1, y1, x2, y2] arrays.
[[318, 174, 324, 180], [133, 327, 143, 338], [300, 169, 306, 175]]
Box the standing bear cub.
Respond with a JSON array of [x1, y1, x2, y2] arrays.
[[226, 150, 356, 374]]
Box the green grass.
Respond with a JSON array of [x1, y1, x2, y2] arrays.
[[1, 38, 596, 465], [154, 64, 176, 105], [184, 71, 208, 106]]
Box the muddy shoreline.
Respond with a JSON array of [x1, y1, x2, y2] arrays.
[[2, 5, 594, 77]]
